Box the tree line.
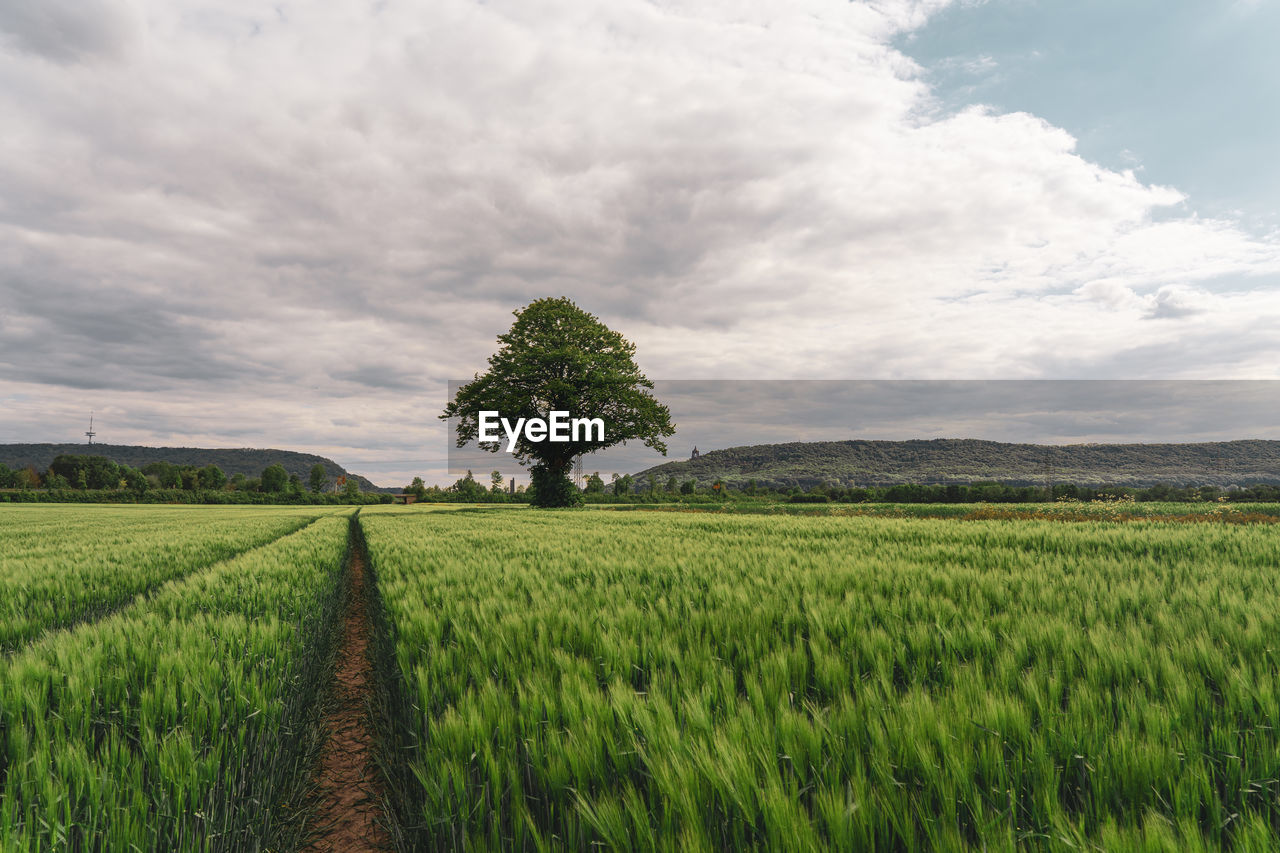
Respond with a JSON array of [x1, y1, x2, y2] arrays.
[[8, 454, 1279, 507], [396, 469, 1280, 505], [0, 455, 392, 504], [403, 470, 528, 503]]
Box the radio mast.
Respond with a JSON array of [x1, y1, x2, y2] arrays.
[[85, 412, 96, 445]]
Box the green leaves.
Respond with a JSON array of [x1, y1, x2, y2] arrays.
[[442, 298, 674, 506]]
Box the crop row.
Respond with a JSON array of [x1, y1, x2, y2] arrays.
[[0, 505, 325, 653], [0, 511, 352, 851], [362, 508, 1280, 851]]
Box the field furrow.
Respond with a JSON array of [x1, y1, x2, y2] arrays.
[[300, 513, 392, 852]]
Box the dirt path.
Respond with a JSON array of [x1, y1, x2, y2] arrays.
[[302, 544, 392, 852]]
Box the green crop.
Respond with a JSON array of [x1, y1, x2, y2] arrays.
[[363, 508, 1280, 851], [0, 505, 324, 652], [0, 511, 352, 851], [5, 502, 1280, 851]]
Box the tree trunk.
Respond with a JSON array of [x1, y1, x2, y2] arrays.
[[530, 457, 580, 508]]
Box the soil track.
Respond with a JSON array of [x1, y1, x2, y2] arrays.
[[302, 541, 391, 852]]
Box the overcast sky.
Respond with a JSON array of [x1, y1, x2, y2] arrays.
[[2, 1, 1278, 486]]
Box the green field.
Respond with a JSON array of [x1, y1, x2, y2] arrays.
[[4, 504, 1280, 850], [0, 506, 350, 850]]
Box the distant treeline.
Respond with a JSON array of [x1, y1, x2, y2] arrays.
[[583, 477, 1280, 504], [408, 469, 1280, 506], [405, 470, 532, 503], [0, 443, 387, 492], [10, 457, 1279, 507], [0, 455, 392, 504]]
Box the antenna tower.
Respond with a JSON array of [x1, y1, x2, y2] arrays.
[[85, 412, 96, 445]]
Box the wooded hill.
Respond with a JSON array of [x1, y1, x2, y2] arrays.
[[636, 439, 1280, 489], [0, 444, 387, 492]]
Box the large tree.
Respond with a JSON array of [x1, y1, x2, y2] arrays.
[[442, 297, 674, 508]]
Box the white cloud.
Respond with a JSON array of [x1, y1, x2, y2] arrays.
[[2, 0, 1279, 484]]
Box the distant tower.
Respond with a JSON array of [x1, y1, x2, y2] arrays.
[[85, 412, 96, 446], [691, 446, 700, 459], [573, 455, 584, 488]]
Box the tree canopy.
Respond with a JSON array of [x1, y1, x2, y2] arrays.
[[260, 464, 289, 493], [442, 297, 674, 507]]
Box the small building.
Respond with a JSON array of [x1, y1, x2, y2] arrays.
[[691, 447, 700, 459]]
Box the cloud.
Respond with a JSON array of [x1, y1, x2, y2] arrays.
[[0, 0, 140, 63], [1146, 285, 1209, 320], [2, 0, 1279, 484]]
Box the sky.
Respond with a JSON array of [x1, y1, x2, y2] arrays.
[[2, 0, 1278, 486]]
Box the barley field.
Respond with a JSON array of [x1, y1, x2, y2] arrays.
[[4, 503, 1280, 851], [362, 507, 1280, 852], [0, 505, 322, 652], [0, 507, 351, 851]]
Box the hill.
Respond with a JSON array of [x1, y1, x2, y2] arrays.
[[0, 444, 389, 493], [635, 438, 1280, 489]]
